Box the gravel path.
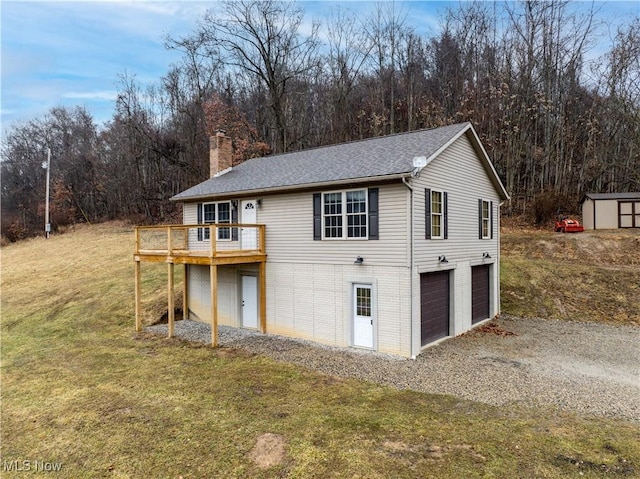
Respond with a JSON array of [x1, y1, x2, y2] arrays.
[[147, 315, 640, 422]]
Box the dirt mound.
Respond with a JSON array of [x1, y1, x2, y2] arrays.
[[502, 228, 640, 267], [247, 433, 287, 469], [501, 228, 640, 325]]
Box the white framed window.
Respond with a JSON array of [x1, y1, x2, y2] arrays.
[[430, 190, 443, 239], [478, 199, 493, 239], [201, 201, 231, 241], [481, 200, 490, 239], [322, 189, 368, 239]]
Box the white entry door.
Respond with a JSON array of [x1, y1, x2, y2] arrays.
[[353, 284, 373, 348], [241, 274, 258, 329], [241, 200, 257, 250]]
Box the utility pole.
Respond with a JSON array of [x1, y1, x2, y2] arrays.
[[45, 147, 51, 238]]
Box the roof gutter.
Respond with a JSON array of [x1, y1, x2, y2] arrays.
[[170, 172, 413, 202]]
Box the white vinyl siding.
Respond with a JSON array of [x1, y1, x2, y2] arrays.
[[187, 264, 245, 327], [261, 183, 408, 266], [413, 134, 501, 266], [410, 133, 502, 356], [266, 262, 411, 356]]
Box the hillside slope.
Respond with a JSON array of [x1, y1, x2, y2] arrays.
[[501, 228, 640, 325]]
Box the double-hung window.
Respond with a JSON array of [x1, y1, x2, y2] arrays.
[[199, 201, 231, 241], [425, 188, 448, 239], [431, 190, 444, 239], [478, 199, 493, 239], [313, 188, 379, 240], [346, 190, 367, 238], [323, 192, 343, 238], [323, 189, 367, 239]]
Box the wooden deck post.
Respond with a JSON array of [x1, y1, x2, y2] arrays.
[[167, 262, 175, 338], [183, 264, 189, 322], [210, 264, 218, 346], [259, 225, 266, 254], [259, 260, 267, 333], [134, 260, 142, 332], [210, 225, 216, 258], [134, 227, 141, 254]]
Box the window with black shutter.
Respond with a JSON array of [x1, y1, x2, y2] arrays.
[[313, 188, 379, 240]]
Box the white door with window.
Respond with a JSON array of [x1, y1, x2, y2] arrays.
[[241, 200, 257, 250], [353, 284, 373, 348], [241, 274, 258, 329]]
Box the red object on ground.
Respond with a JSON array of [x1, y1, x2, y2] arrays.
[[554, 218, 584, 233]]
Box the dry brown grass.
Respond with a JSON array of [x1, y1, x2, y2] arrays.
[[2, 222, 639, 478], [501, 228, 640, 324]]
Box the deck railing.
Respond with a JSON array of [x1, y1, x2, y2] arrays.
[[134, 224, 266, 258]]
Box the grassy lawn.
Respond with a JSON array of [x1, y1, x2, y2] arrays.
[[501, 227, 640, 324], [2, 223, 639, 478]]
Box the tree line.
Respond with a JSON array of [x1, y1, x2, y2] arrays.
[[2, 0, 639, 240]]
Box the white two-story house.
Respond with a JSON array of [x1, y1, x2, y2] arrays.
[[134, 122, 509, 358]]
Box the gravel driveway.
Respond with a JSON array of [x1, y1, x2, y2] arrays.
[[147, 315, 640, 422]]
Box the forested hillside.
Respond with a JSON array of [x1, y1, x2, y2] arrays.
[[2, 1, 639, 240]]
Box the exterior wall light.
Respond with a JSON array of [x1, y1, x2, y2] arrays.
[[354, 256, 364, 264], [483, 252, 491, 259], [438, 255, 448, 263]]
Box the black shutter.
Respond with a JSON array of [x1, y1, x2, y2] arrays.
[[425, 189, 431, 239], [231, 202, 238, 241], [490, 201, 494, 239], [313, 193, 322, 240], [197, 203, 203, 241], [368, 188, 379, 240], [478, 199, 483, 239], [443, 192, 448, 239]]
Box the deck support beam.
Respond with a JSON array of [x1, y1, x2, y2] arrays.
[[259, 261, 267, 333], [167, 262, 175, 338], [183, 264, 189, 322], [210, 264, 218, 347], [134, 260, 142, 332], [135, 225, 267, 343]]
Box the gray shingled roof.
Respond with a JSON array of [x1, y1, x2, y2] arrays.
[[582, 192, 640, 202], [172, 122, 475, 201]]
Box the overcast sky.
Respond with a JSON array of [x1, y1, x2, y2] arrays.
[[1, 1, 638, 132]]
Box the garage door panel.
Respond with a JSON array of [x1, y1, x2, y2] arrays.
[[472, 265, 490, 324], [420, 271, 450, 345]]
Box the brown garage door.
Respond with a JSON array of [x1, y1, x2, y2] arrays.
[[420, 271, 450, 346], [471, 265, 490, 324]]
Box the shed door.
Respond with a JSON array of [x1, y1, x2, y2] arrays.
[[420, 271, 450, 346], [471, 265, 490, 324], [619, 201, 640, 228]]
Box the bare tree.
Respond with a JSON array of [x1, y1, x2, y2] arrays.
[[322, 6, 372, 142], [180, 0, 320, 153]]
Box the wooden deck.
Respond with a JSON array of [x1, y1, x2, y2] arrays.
[[134, 224, 267, 264], [134, 224, 267, 346]]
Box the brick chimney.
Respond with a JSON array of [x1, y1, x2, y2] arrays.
[[210, 130, 233, 177]]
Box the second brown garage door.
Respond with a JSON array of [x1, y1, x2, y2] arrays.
[[471, 264, 490, 324], [420, 271, 450, 346]]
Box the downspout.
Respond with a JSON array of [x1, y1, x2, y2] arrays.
[[498, 200, 505, 318], [402, 177, 415, 358]]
